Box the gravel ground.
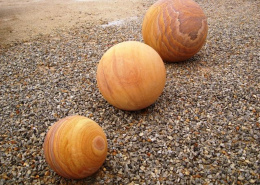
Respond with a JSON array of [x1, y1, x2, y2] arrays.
[[0, 0, 259, 184]]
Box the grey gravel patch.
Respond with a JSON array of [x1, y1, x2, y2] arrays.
[[0, 0, 259, 184]]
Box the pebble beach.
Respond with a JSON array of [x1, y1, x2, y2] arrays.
[[0, 0, 259, 184]]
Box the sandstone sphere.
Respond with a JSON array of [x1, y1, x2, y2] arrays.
[[43, 115, 107, 179], [142, 0, 208, 62], [96, 41, 166, 111]]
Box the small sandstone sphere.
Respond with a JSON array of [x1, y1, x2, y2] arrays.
[[96, 41, 166, 111], [142, 0, 208, 62], [43, 115, 108, 179]]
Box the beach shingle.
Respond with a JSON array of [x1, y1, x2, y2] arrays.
[[0, 0, 259, 184]]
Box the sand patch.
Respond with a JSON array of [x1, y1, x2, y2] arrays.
[[0, 0, 147, 45]]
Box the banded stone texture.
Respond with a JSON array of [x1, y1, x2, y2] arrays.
[[96, 41, 166, 111], [43, 115, 108, 179], [142, 0, 208, 62]]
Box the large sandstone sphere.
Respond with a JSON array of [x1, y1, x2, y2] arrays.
[[43, 115, 108, 179], [96, 41, 166, 111], [142, 0, 208, 62]]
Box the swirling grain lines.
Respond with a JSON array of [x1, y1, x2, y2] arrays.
[[142, 0, 208, 62], [112, 48, 143, 110], [44, 116, 107, 179]]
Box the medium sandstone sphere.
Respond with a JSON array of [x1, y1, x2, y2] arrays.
[[96, 41, 166, 111], [142, 0, 208, 62], [43, 115, 108, 179]]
